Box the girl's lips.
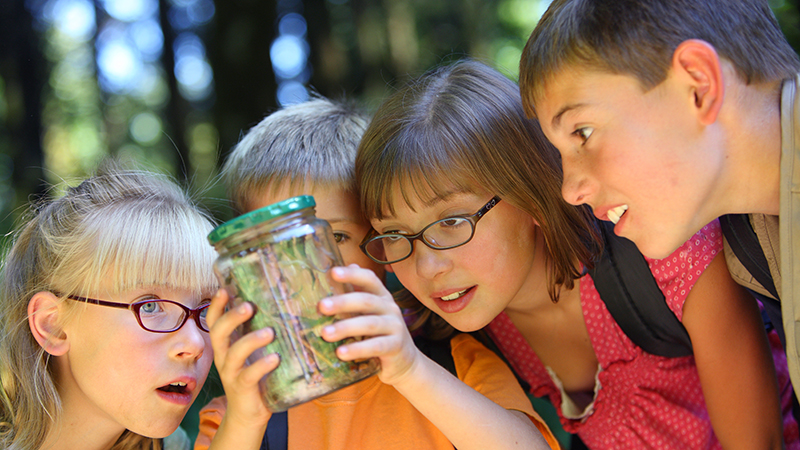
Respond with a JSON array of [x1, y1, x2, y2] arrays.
[[432, 286, 475, 314], [156, 377, 197, 406], [432, 286, 472, 300], [156, 388, 194, 406]]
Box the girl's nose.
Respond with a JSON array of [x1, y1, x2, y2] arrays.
[[413, 241, 452, 280], [171, 319, 207, 362]]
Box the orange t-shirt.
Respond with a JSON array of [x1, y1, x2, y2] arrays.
[[195, 334, 560, 450]]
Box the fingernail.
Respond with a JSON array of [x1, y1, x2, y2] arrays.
[[320, 299, 332, 310], [323, 325, 335, 336], [237, 303, 249, 314]]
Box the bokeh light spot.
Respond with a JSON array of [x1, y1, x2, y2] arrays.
[[130, 112, 162, 144]]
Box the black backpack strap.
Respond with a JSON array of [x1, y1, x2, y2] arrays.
[[260, 410, 288, 450], [589, 221, 693, 357], [719, 214, 781, 300]]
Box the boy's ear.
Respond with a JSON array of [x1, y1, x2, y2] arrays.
[[28, 291, 70, 356], [672, 39, 725, 126]]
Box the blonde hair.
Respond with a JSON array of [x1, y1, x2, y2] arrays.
[[222, 96, 370, 214], [0, 160, 217, 450]]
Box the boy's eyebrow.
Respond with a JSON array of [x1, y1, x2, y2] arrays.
[[551, 102, 587, 130]]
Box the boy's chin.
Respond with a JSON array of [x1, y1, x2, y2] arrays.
[[629, 232, 688, 260]]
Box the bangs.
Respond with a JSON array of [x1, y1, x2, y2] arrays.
[[358, 58, 532, 222], [360, 123, 481, 220], [72, 200, 217, 297]]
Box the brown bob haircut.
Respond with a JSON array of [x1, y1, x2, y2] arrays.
[[356, 58, 600, 303]]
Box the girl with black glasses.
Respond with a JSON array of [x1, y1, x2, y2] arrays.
[[354, 58, 798, 450]]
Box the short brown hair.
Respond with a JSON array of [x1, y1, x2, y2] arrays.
[[356, 59, 600, 303], [520, 0, 800, 117]]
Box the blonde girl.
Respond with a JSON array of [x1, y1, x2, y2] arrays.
[[0, 161, 218, 450]]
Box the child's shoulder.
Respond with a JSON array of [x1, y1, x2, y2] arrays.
[[198, 395, 229, 417], [414, 332, 504, 377], [194, 395, 229, 450], [647, 220, 722, 285], [449, 332, 514, 376]]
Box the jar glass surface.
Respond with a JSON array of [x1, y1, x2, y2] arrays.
[[210, 196, 379, 411]]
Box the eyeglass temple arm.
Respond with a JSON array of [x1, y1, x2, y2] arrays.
[[65, 294, 134, 310]]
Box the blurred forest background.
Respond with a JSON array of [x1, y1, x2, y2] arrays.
[[0, 0, 565, 238], [1, 0, 800, 233], [2, 0, 800, 445]]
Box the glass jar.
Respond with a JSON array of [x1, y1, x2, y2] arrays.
[[208, 195, 380, 411]]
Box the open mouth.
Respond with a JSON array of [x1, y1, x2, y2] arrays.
[[607, 204, 628, 224], [158, 382, 189, 395], [440, 287, 471, 302]]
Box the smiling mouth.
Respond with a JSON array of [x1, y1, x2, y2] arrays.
[[607, 204, 628, 224], [440, 288, 469, 301]]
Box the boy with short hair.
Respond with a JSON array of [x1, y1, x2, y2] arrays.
[[194, 97, 561, 450], [519, 0, 800, 397], [218, 98, 381, 275]]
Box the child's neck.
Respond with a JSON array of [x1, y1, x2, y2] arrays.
[[718, 78, 783, 216], [502, 227, 554, 316], [42, 376, 127, 450], [505, 278, 581, 322], [41, 421, 124, 450]]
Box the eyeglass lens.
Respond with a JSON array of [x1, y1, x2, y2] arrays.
[[138, 300, 209, 332], [364, 216, 474, 262]]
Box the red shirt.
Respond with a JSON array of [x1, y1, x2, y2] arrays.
[[488, 221, 798, 449]]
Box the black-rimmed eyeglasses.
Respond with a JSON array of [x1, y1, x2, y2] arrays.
[[65, 294, 211, 333], [360, 196, 501, 264]]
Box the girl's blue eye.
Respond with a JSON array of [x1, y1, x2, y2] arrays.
[[140, 301, 160, 314]]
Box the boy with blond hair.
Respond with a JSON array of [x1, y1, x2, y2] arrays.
[[195, 96, 560, 450]]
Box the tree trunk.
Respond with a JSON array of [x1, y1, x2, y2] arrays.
[[0, 0, 47, 215], [207, 0, 279, 162], [159, 0, 192, 182]]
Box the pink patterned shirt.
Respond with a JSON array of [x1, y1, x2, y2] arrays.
[[488, 221, 798, 449]]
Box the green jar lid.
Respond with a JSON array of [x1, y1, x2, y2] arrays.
[[208, 195, 316, 244]]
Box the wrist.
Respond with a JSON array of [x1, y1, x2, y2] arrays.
[[224, 404, 273, 430], [384, 348, 438, 391]]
